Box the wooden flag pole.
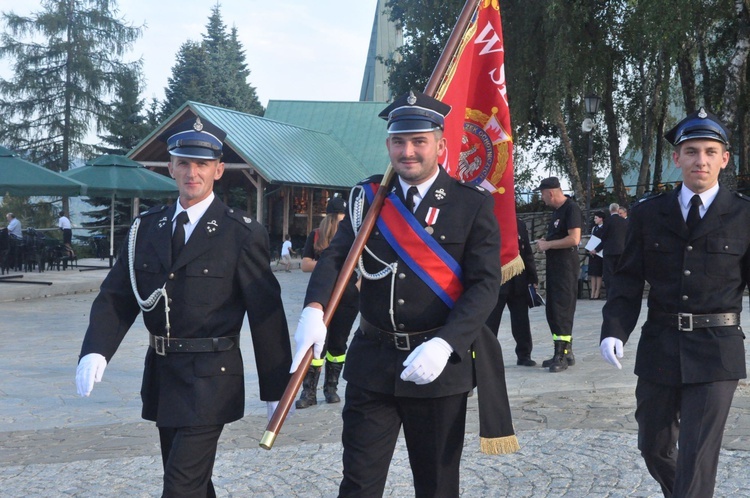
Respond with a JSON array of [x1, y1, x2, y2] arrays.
[[260, 0, 480, 451]]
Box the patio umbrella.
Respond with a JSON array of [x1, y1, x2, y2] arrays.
[[62, 154, 178, 266], [0, 145, 86, 196]]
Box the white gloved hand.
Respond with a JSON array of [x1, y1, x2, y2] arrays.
[[76, 353, 107, 397], [600, 337, 624, 370], [266, 400, 295, 421], [289, 307, 327, 373], [400, 337, 453, 385]]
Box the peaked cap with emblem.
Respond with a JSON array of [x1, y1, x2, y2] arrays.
[[664, 107, 730, 147], [378, 90, 452, 134], [159, 116, 227, 159]]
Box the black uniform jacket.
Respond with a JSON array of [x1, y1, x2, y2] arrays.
[[305, 167, 502, 398], [601, 186, 750, 386], [595, 213, 627, 256], [80, 197, 292, 427]]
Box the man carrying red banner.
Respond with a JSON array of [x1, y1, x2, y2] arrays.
[[290, 90, 517, 497]]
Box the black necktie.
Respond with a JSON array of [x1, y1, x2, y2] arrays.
[[405, 186, 419, 213], [172, 211, 189, 262], [686, 194, 702, 232]]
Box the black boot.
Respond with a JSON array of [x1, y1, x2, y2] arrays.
[[324, 361, 343, 404], [548, 341, 572, 373], [542, 342, 575, 368], [295, 366, 321, 409]]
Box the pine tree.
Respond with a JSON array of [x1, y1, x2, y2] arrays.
[[96, 68, 153, 155], [0, 0, 142, 214], [161, 4, 263, 119]]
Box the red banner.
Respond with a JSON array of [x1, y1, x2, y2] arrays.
[[436, 0, 522, 282]]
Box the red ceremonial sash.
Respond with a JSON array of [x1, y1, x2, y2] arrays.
[[363, 183, 464, 308]]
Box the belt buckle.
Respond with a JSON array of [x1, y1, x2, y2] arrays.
[[393, 333, 411, 351], [154, 335, 167, 356], [677, 313, 693, 332]]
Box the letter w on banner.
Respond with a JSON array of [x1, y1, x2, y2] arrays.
[[436, 0, 523, 283]]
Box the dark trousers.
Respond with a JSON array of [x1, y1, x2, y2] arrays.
[[544, 248, 578, 338], [339, 383, 468, 498], [602, 253, 621, 291], [158, 424, 224, 498], [635, 378, 738, 498], [486, 289, 533, 360]]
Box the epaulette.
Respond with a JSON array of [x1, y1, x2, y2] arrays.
[[735, 191, 750, 202], [138, 204, 168, 218], [456, 179, 492, 197], [358, 174, 384, 186], [225, 206, 256, 231]]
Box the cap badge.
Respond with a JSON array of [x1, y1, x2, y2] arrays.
[[407, 91, 417, 105], [193, 117, 204, 132], [698, 107, 707, 118], [434, 188, 446, 200]]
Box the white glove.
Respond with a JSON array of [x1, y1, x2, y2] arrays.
[[600, 337, 624, 370], [266, 400, 295, 421], [400, 337, 453, 385], [290, 307, 327, 373], [76, 353, 107, 397]]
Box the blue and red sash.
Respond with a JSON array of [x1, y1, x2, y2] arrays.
[[363, 183, 464, 308]]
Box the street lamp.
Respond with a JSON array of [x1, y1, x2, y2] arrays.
[[582, 93, 601, 233]]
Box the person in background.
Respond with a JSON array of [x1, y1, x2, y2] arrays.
[[587, 211, 606, 300], [535, 177, 582, 372], [6, 213, 22, 239], [296, 195, 360, 408], [75, 116, 292, 498], [596, 202, 627, 293], [600, 108, 750, 497], [618, 205, 628, 219], [58, 211, 75, 258], [280, 233, 295, 272], [486, 216, 539, 366]]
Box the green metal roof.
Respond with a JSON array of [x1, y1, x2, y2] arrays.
[[129, 101, 374, 189], [265, 100, 390, 177]]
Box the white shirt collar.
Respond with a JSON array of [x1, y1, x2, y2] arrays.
[[398, 168, 440, 210], [680, 183, 719, 212]]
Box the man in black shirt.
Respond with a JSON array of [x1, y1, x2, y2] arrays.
[[535, 177, 582, 372]]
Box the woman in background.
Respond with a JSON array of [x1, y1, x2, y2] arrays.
[[296, 195, 360, 408], [587, 211, 606, 300]]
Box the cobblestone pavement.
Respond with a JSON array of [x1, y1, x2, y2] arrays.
[[1, 260, 749, 496]]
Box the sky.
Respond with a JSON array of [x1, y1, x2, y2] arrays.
[[0, 0, 380, 107]]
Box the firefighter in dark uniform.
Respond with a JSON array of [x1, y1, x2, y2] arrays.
[[600, 108, 750, 497], [535, 177, 582, 372], [486, 217, 539, 366], [75, 116, 292, 498], [289, 91, 508, 497]]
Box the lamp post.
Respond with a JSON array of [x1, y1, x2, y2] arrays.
[[583, 93, 601, 233]]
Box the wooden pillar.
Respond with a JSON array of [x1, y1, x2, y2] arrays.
[[307, 188, 315, 233]]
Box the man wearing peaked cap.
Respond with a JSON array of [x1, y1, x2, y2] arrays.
[[76, 115, 292, 497], [600, 107, 750, 497], [292, 89, 516, 496]]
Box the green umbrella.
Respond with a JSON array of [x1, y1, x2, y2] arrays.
[[0, 145, 86, 196], [62, 154, 178, 266]]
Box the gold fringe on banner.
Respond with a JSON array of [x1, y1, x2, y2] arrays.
[[501, 253, 524, 285], [480, 435, 521, 455]]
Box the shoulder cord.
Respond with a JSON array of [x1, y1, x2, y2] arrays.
[[350, 186, 399, 330], [128, 218, 172, 341]]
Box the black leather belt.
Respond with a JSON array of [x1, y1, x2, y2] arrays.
[[149, 334, 239, 356], [359, 318, 439, 351], [648, 310, 740, 331]]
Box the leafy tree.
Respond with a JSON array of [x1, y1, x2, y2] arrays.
[[0, 0, 142, 214], [161, 4, 263, 119]]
